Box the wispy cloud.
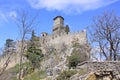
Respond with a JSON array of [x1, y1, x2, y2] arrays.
[[27, 0, 118, 14], [0, 11, 17, 26], [9, 11, 17, 18], [0, 11, 9, 26], [0, 11, 8, 23]]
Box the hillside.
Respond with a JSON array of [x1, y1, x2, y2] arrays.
[[0, 15, 120, 80], [0, 40, 90, 80]]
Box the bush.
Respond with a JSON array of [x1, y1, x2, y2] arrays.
[[68, 54, 80, 69], [56, 70, 77, 80], [24, 70, 47, 80], [68, 48, 87, 69], [25, 46, 44, 69], [12, 62, 31, 73]]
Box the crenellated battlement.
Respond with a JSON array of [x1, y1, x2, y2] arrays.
[[39, 29, 87, 51]]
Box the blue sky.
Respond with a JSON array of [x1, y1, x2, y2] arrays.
[[0, 0, 120, 48]]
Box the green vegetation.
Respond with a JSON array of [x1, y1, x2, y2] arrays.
[[12, 64, 19, 73], [23, 70, 46, 80], [68, 48, 87, 68], [68, 53, 81, 69], [30, 30, 40, 46], [12, 62, 31, 73], [56, 70, 77, 80], [3, 62, 32, 80], [12, 31, 45, 80], [11, 62, 46, 80], [65, 25, 70, 34], [68, 38, 89, 69], [24, 31, 44, 69], [25, 46, 44, 69], [12, 70, 46, 80]]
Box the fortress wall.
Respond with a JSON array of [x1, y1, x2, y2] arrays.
[[40, 30, 87, 49], [0, 53, 20, 69], [0, 41, 28, 69], [77, 61, 120, 76], [0, 52, 27, 69], [68, 30, 87, 44]]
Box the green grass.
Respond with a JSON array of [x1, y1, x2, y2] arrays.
[[12, 67, 46, 80], [78, 68, 87, 75], [11, 62, 31, 73], [24, 70, 47, 80], [56, 69, 77, 80], [10, 62, 33, 80]]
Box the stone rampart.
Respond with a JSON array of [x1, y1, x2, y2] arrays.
[[77, 61, 120, 76], [39, 30, 87, 49]]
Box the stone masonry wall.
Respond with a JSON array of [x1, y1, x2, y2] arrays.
[[77, 61, 120, 76], [39, 30, 87, 49]]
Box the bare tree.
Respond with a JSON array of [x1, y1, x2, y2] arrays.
[[90, 11, 120, 61], [13, 10, 39, 80], [0, 48, 15, 77], [0, 39, 16, 78]]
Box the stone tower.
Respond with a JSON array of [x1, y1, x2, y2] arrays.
[[52, 16, 65, 34]]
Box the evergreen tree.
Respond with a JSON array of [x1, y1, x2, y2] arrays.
[[31, 30, 35, 41], [30, 30, 39, 47], [65, 25, 70, 34], [25, 31, 44, 69], [25, 46, 44, 69]]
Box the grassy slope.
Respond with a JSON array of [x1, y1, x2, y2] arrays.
[[0, 62, 47, 80]]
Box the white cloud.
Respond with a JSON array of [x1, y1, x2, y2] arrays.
[[0, 11, 9, 26], [27, 0, 118, 14], [0, 11, 8, 23], [0, 11, 17, 26], [9, 11, 17, 18]]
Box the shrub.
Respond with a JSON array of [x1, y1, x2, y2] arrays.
[[25, 46, 44, 69], [56, 70, 77, 80], [68, 48, 87, 69]]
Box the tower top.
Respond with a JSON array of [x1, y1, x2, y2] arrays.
[[53, 16, 64, 20]]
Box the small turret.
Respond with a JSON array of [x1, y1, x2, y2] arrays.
[[41, 32, 48, 37]]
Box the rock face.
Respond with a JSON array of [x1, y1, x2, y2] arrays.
[[85, 72, 96, 80], [85, 70, 119, 80]]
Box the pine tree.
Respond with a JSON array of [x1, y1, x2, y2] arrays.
[[25, 45, 44, 69], [65, 25, 70, 34]]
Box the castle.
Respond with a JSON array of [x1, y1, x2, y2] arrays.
[[0, 16, 88, 70], [1, 16, 120, 80], [39, 16, 88, 50]]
